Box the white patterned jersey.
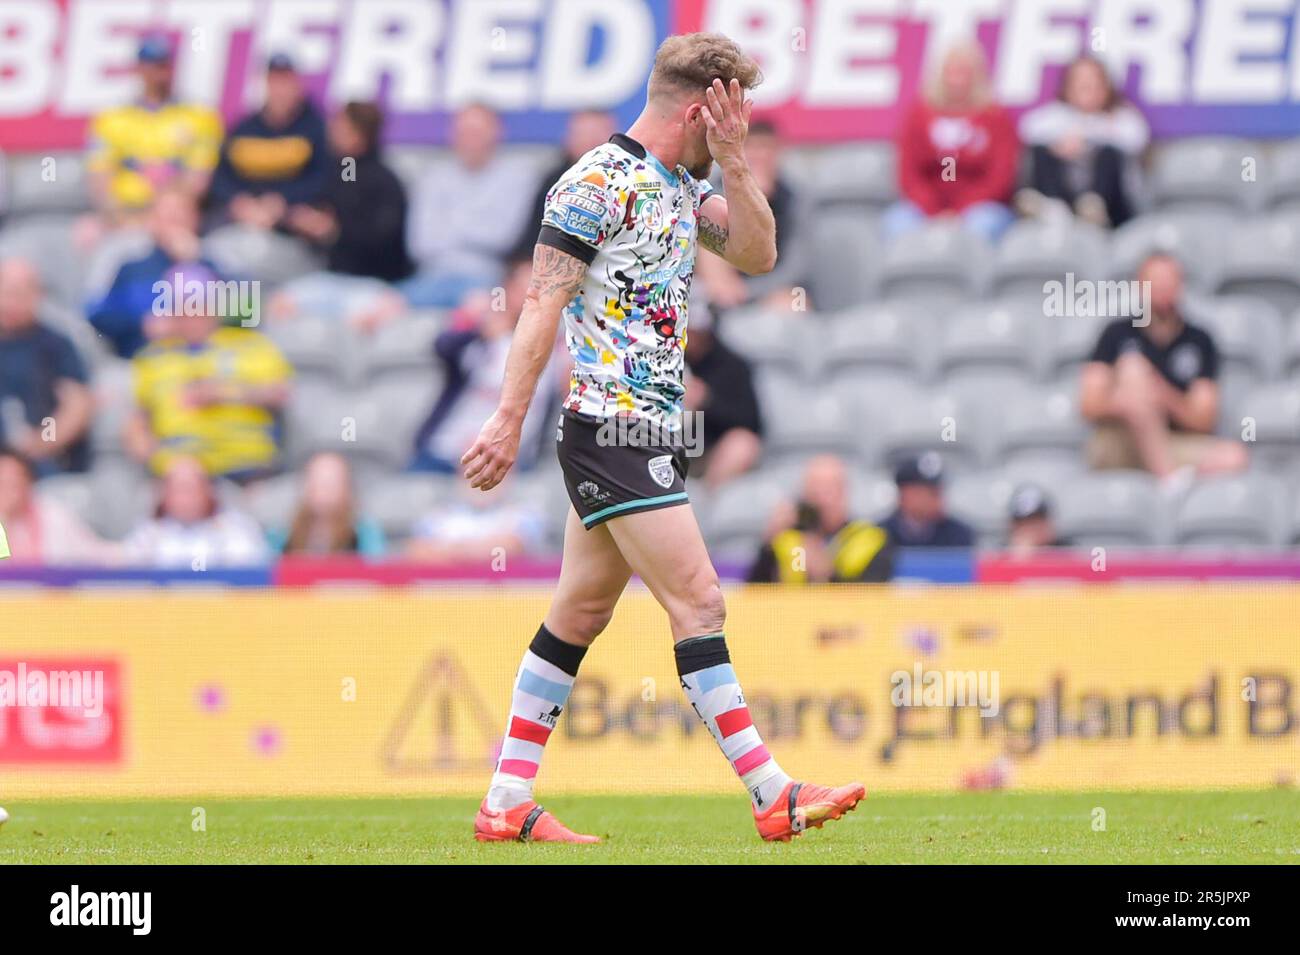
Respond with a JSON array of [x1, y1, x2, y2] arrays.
[[538, 133, 715, 428]]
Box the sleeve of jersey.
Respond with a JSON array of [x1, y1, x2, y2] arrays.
[[537, 168, 623, 266]]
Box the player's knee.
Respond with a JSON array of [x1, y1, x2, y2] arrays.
[[550, 601, 616, 646], [682, 573, 726, 636]]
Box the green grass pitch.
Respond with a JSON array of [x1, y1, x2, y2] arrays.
[[1, 791, 1295, 864]]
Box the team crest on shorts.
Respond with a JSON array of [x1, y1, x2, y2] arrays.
[[647, 454, 675, 489]]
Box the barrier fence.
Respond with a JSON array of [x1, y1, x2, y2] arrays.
[[2, 585, 1296, 798]]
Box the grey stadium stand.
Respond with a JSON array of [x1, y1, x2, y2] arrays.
[[1209, 214, 1300, 315], [1232, 382, 1300, 471], [988, 383, 1089, 471], [1107, 209, 1230, 291], [1263, 138, 1300, 214], [1054, 470, 1168, 548], [990, 219, 1108, 299], [935, 301, 1044, 388], [1149, 137, 1264, 214], [808, 206, 879, 311], [1173, 473, 1290, 548], [876, 222, 991, 301], [822, 301, 934, 384], [3, 152, 92, 219], [202, 223, 324, 287]]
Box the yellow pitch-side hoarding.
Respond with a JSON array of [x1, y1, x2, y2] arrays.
[[0, 587, 1296, 797]]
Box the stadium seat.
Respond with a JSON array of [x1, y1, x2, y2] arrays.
[[935, 302, 1043, 384], [86, 462, 156, 540], [1173, 473, 1289, 548], [36, 473, 97, 529], [1043, 311, 1112, 379], [265, 316, 349, 385], [756, 368, 858, 466], [1183, 294, 1284, 382], [3, 152, 91, 217], [700, 469, 792, 563], [876, 223, 991, 300], [0, 214, 83, 306], [1291, 476, 1300, 545], [807, 207, 878, 311], [1232, 383, 1300, 470], [806, 142, 897, 208], [1263, 137, 1300, 213], [857, 380, 989, 473], [238, 472, 301, 535], [822, 301, 934, 383], [287, 378, 437, 477], [1209, 215, 1300, 316], [1107, 210, 1231, 290], [990, 220, 1108, 299], [89, 358, 135, 464], [202, 224, 323, 287], [386, 146, 453, 198], [1183, 295, 1284, 433], [82, 227, 154, 301], [360, 312, 444, 378], [1055, 470, 1168, 547], [717, 305, 819, 376], [359, 472, 455, 542], [947, 461, 1089, 546], [1149, 137, 1262, 213], [988, 383, 1089, 470], [1286, 311, 1300, 375]]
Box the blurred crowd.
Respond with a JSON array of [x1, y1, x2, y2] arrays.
[[0, 35, 1272, 576]]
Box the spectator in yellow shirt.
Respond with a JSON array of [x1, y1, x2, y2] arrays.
[[87, 36, 222, 221], [125, 265, 292, 482]]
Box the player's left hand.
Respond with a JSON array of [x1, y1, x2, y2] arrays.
[[702, 77, 753, 167], [460, 409, 521, 491]]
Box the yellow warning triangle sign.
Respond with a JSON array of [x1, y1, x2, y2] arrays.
[[381, 654, 500, 774]]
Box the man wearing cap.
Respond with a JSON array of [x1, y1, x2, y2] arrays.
[[208, 53, 329, 230], [1005, 483, 1071, 555], [88, 35, 223, 218], [880, 452, 974, 548]]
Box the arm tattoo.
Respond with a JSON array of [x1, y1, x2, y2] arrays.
[[529, 244, 588, 300], [697, 213, 729, 256]]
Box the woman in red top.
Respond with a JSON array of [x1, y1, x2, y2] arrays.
[[884, 43, 1019, 243]]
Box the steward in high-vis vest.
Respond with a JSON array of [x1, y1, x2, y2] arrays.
[[748, 518, 894, 584]]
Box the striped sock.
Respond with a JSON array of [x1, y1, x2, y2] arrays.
[[485, 624, 587, 811], [675, 634, 792, 811]]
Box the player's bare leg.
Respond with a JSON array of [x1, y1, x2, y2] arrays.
[[474, 507, 631, 844], [604, 504, 865, 841]]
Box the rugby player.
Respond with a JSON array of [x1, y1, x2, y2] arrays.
[[462, 32, 865, 844]]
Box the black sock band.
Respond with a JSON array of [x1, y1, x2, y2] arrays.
[[529, 624, 587, 677], [674, 633, 730, 676]]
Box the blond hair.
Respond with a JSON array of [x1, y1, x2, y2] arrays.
[[648, 32, 762, 100], [925, 42, 993, 111]]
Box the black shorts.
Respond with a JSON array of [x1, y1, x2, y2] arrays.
[[555, 409, 690, 529]]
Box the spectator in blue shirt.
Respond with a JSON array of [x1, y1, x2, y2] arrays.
[[0, 259, 93, 476], [87, 188, 225, 357], [880, 453, 974, 548]]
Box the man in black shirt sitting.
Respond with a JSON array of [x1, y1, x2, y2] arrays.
[[1079, 253, 1247, 489]]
